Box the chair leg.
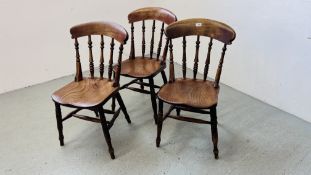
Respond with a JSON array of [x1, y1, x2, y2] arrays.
[[94, 110, 99, 117], [98, 107, 115, 159], [149, 77, 158, 124], [160, 70, 167, 84], [139, 79, 144, 90], [115, 92, 131, 124], [111, 97, 116, 112], [176, 108, 181, 116], [156, 100, 163, 147], [210, 106, 219, 159], [54, 102, 64, 146], [111, 72, 116, 112]]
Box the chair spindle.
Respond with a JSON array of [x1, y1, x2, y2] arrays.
[[88, 35, 94, 78], [150, 20, 156, 58], [114, 44, 124, 87], [156, 22, 165, 60], [108, 38, 115, 81], [99, 35, 104, 79], [193, 35, 200, 80], [142, 20, 146, 58], [169, 39, 175, 82], [214, 44, 227, 88], [130, 22, 135, 59], [74, 38, 83, 82], [182, 36, 187, 79], [203, 38, 213, 81], [161, 37, 169, 65]]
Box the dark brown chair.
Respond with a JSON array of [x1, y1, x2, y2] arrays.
[[156, 18, 236, 159], [113, 7, 177, 124], [51, 21, 131, 159]]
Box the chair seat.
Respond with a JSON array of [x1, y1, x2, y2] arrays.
[[157, 78, 219, 108], [52, 78, 118, 108], [115, 56, 163, 78]]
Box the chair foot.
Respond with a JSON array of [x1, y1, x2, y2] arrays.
[[156, 100, 163, 147], [211, 106, 219, 160], [116, 93, 131, 124], [149, 78, 158, 124], [109, 148, 115, 159], [54, 102, 64, 146]]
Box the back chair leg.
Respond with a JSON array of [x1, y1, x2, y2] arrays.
[[98, 107, 115, 159], [115, 92, 131, 123], [210, 106, 219, 159], [111, 97, 116, 112], [139, 79, 144, 90], [156, 100, 164, 147], [54, 102, 64, 146], [149, 77, 158, 124], [176, 108, 181, 116], [160, 70, 167, 84]]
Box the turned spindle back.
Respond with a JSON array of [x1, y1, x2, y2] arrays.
[[70, 21, 128, 87], [164, 18, 236, 88], [127, 7, 177, 63]]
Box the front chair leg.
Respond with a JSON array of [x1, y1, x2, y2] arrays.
[[210, 106, 219, 159], [156, 100, 163, 147], [160, 70, 167, 84], [54, 102, 64, 146], [115, 92, 131, 124], [149, 77, 158, 124], [98, 107, 115, 159]]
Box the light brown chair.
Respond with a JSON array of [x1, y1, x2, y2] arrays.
[[51, 21, 131, 159], [113, 7, 177, 124], [156, 18, 236, 159]]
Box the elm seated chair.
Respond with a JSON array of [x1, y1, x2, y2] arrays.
[[113, 7, 177, 124], [156, 18, 236, 159], [51, 21, 131, 159]]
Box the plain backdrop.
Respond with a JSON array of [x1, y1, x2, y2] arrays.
[[0, 0, 310, 123]]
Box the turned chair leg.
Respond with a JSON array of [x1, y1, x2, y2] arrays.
[[156, 100, 163, 147], [54, 102, 64, 146], [176, 108, 181, 116], [149, 77, 158, 124], [210, 106, 219, 159], [160, 70, 167, 84], [98, 107, 115, 159], [115, 92, 131, 124], [139, 79, 144, 90]]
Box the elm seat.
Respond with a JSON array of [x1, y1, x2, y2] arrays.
[[115, 56, 162, 78], [157, 78, 219, 108], [52, 78, 118, 108]]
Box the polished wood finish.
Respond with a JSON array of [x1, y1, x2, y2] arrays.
[[52, 21, 131, 159], [156, 18, 236, 159], [116, 56, 162, 78], [113, 7, 177, 124], [70, 21, 128, 43], [52, 78, 118, 108], [165, 18, 235, 44], [158, 78, 219, 108], [128, 7, 177, 24]]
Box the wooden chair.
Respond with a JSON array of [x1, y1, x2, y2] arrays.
[[113, 7, 177, 124], [156, 18, 236, 159], [51, 21, 131, 159]]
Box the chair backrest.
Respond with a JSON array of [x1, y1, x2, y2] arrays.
[[164, 18, 236, 88], [128, 7, 177, 63], [70, 21, 128, 87]]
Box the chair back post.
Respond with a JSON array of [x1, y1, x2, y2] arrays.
[[74, 38, 83, 82], [129, 22, 135, 59], [164, 18, 236, 86], [113, 44, 124, 87]]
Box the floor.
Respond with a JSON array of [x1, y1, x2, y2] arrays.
[[0, 66, 311, 175]]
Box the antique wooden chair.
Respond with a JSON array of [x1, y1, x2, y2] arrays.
[[112, 7, 177, 124], [156, 18, 236, 159], [51, 21, 131, 159]]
